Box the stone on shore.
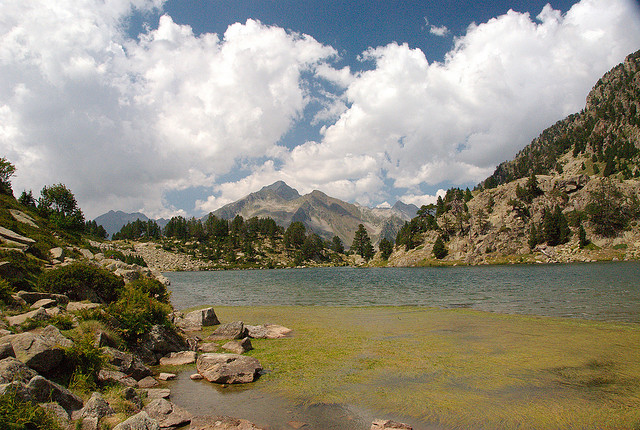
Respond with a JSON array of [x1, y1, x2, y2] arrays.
[[0, 356, 38, 383], [159, 350, 197, 366], [9, 327, 71, 373], [371, 419, 413, 429], [102, 346, 152, 381], [98, 369, 137, 387], [143, 398, 191, 429], [189, 415, 264, 430], [196, 353, 262, 384], [66, 301, 101, 312], [27, 375, 84, 412], [245, 324, 292, 339], [6, 307, 50, 327], [137, 324, 187, 364], [113, 411, 160, 430], [137, 376, 159, 388], [176, 307, 220, 330], [78, 391, 114, 419], [145, 388, 171, 400], [222, 337, 253, 355], [198, 343, 220, 353], [158, 373, 176, 381], [207, 321, 246, 340]]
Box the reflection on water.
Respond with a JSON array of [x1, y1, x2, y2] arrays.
[[167, 370, 439, 430], [166, 262, 640, 323]]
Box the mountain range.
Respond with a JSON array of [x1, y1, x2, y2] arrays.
[[95, 184, 418, 246]]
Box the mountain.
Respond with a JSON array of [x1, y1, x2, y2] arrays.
[[211, 182, 417, 246], [384, 49, 640, 267], [94, 210, 169, 239]]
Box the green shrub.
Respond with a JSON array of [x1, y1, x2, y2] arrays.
[[0, 388, 63, 430], [19, 314, 74, 332], [64, 332, 105, 393], [103, 250, 147, 267], [0, 278, 13, 304], [127, 278, 170, 304], [107, 286, 171, 346], [433, 236, 448, 259], [36, 262, 124, 303]]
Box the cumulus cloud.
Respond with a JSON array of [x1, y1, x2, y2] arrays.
[[0, 0, 337, 217], [1, 0, 639, 218]]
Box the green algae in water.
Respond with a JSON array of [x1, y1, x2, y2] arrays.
[[203, 306, 640, 430]]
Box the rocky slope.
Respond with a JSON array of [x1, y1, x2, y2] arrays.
[[378, 50, 640, 267]]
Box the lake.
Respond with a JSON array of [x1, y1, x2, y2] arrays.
[[166, 261, 640, 323]]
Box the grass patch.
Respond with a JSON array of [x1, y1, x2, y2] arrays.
[[212, 306, 640, 429]]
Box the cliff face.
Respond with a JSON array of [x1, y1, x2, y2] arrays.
[[381, 50, 640, 267]]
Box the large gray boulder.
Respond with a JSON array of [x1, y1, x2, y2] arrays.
[[0, 356, 38, 383], [189, 415, 264, 430], [196, 353, 262, 384], [102, 347, 152, 381], [113, 411, 160, 430], [207, 321, 246, 340], [176, 307, 219, 330], [79, 391, 114, 419], [143, 398, 191, 429], [16, 291, 70, 306], [221, 338, 252, 355], [138, 325, 187, 364], [9, 327, 71, 373], [97, 369, 137, 387], [6, 307, 50, 327], [27, 375, 84, 412]]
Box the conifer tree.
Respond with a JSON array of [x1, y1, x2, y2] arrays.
[[432, 235, 448, 259]]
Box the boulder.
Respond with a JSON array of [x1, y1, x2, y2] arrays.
[[79, 391, 114, 419], [158, 373, 176, 381], [67, 301, 101, 311], [49, 247, 66, 262], [207, 321, 246, 340], [196, 353, 262, 384], [0, 226, 36, 247], [137, 376, 159, 389], [371, 419, 413, 430], [143, 398, 191, 429], [39, 402, 70, 427], [0, 356, 38, 383], [17, 291, 70, 306], [190, 373, 204, 381], [6, 307, 50, 327], [145, 388, 171, 400], [0, 341, 15, 359], [30, 298, 58, 309], [159, 350, 197, 366], [114, 268, 141, 282], [198, 343, 220, 353], [245, 324, 292, 339], [9, 209, 39, 228], [122, 386, 143, 410], [113, 411, 160, 430], [27, 375, 83, 412], [98, 369, 137, 387], [79, 248, 94, 260], [189, 415, 264, 430], [139, 325, 187, 362], [40, 324, 74, 348], [176, 307, 219, 330], [222, 338, 253, 355], [9, 329, 67, 373], [102, 347, 152, 381]]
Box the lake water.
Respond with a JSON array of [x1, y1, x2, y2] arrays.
[[166, 261, 640, 323]]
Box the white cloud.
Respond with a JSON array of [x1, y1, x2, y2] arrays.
[[1, 0, 639, 218], [429, 25, 450, 36]]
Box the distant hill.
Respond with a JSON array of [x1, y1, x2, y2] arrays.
[[211, 181, 418, 246], [94, 210, 169, 239]]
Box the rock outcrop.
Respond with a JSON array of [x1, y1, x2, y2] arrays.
[[196, 353, 262, 384]]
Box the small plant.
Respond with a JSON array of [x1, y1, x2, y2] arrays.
[[0, 387, 63, 430], [65, 331, 106, 393], [37, 262, 124, 303]]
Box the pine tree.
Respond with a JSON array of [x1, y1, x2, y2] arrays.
[[379, 238, 393, 260], [578, 224, 589, 248], [432, 236, 448, 259], [528, 224, 538, 250], [351, 224, 374, 261]]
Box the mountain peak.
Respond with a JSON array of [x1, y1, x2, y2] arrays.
[[260, 181, 300, 201]]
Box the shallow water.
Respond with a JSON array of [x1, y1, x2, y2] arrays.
[[166, 262, 640, 323]]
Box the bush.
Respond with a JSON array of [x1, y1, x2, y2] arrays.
[[0, 388, 63, 430], [433, 236, 448, 259], [103, 250, 147, 267], [107, 286, 171, 346], [65, 332, 105, 393], [127, 277, 170, 304], [36, 262, 124, 303], [0, 278, 13, 304]]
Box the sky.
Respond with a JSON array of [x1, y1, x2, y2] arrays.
[[1, 0, 640, 219]]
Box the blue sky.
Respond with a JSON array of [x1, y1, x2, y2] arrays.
[[1, 0, 639, 218]]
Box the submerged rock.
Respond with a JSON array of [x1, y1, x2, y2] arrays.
[[143, 398, 191, 429], [371, 419, 413, 430], [196, 353, 262, 384]]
